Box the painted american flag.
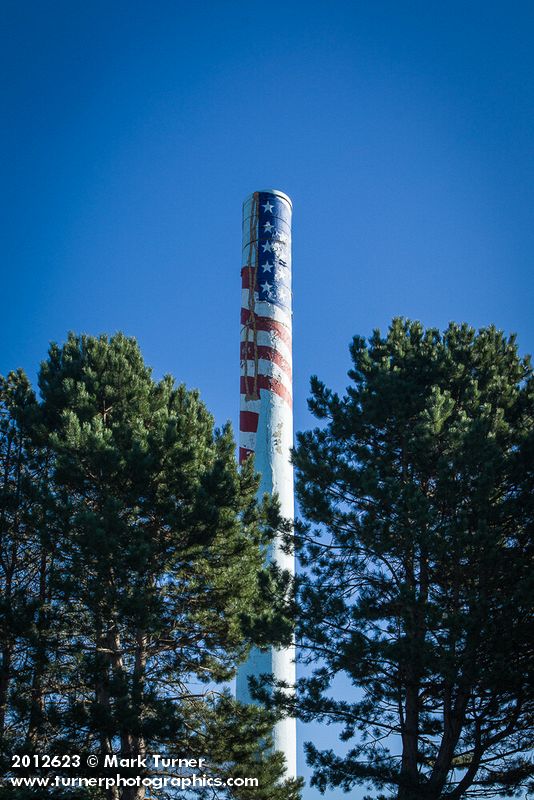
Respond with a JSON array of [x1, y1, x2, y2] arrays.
[[239, 190, 293, 466]]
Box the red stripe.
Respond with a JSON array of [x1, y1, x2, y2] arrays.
[[239, 411, 259, 432], [239, 447, 254, 464], [240, 375, 292, 408], [240, 309, 292, 349], [241, 267, 257, 289], [240, 342, 292, 380]]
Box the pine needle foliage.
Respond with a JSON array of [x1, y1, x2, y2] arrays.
[[292, 319, 533, 800], [0, 333, 301, 800]]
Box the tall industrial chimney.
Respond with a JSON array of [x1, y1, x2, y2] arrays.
[[236, 190, 296, 778]]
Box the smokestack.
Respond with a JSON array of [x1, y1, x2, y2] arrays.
[[237, 190, 296, 778]]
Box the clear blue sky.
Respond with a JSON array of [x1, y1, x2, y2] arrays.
[[2, 1, 533, 796]]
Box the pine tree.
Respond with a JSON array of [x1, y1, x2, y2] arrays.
[[0, 333, 301, 800], [0, 370, 60, 765], [0, 370, 35, 745], [291, 319, 533, 800]]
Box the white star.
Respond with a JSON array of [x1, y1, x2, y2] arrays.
[[262, 201, 274, 213], [260, 281, 272, 293], [263, 221, 273, 232], [262, 241, 272, 253], [262, 261, 274, 272]]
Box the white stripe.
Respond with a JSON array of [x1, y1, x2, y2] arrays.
[[241, 359, 292, 394], [240, 328, 292, 368], [241, 289, 292, 326], [239, 431, 257, 452], [240, 396, 262, 414]]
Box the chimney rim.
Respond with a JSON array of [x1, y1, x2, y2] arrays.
[[243, 189, 292, 209]]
